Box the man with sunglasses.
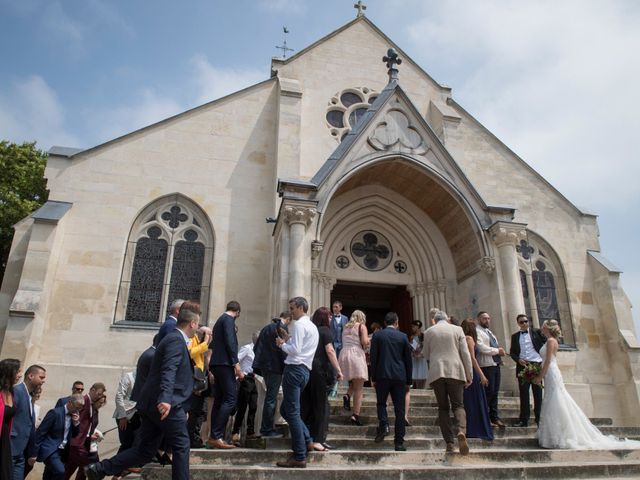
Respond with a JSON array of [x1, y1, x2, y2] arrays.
[[509, 314, 546, 427]]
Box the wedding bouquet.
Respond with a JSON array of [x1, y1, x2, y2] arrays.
[[518, 362, 543, 387]]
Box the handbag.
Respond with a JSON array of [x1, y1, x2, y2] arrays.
[[192, 366, 208, 394]]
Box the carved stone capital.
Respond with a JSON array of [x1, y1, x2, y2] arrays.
[[311, 241, 324, 259], [426, 280, 437, 294], [436, 279, 447, 293], [477, 256, 496, 275], [320, 274, 336, 289], [283, 205, 316, 227], [490, 222, 527, 248]]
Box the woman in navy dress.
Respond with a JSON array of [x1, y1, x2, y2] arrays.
[[460, 320, 494, 441], [1, 358, 22, 480]]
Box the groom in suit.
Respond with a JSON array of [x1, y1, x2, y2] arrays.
[[85, 307, 199, 480], [424, 310, 473, 455], [509, 314, 546, 426], [369, 311, 413, 451]]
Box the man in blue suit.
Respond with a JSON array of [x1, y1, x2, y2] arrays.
[[207, 300, 243, 449], [369, 312, 413, 451], [157, 298, 185, 342], [85, 307, 199, 480], [35, 393, 84, 480], [11, 364, 47, 479]]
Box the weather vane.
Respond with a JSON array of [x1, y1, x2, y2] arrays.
[[276, 26, 294, 59]]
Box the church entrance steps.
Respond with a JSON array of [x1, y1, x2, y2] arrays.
[[330, 405, 525, 416], [328, 414, 612, 427]]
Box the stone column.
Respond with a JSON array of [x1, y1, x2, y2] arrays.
[[284, 205, 316, 299], [278, 227, 290, 311], [490, 222, 527, 325]]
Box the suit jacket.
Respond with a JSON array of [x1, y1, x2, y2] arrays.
[[131, 345, 156, 402], [35, 405, 78, 462], [70, 394, 99, 449], [136, 328, 194, 413], [209, 313, 239, 367], [330, 314, 348, 351], [157, 314, 178, 342], [509, 328, 546, 363], [252, 320, 287, 375], [369, 326, 413, 384], [10, 382, 36, 457], [424, 321, 472, 385], [54, 396, 70, 409]]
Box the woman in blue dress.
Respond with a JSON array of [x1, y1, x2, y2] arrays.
[[460, 319, 494, 441]]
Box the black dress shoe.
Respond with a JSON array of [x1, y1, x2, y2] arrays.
[[84, 464, 105, 480], [394, 444, 407, 451], [514, 421, 528, 427], [374, 426, 389, 443]]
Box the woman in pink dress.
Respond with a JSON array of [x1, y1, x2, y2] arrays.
[[338, 310, 369, 425]]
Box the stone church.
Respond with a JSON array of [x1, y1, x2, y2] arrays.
[[1, 12, 639, 427]]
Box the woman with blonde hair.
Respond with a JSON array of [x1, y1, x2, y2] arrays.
[[535, 319, 640, 449], [338, 310, 370, 425]]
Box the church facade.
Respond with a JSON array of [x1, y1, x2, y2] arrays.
[[1, 15, 639, 425]]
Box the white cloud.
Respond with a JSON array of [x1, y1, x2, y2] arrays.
[[190, 54, 266, 105], [95, 89, 183, 143], [41, 1, 86, 49], [0, 75, 79, 149], [402, 0, 640, 208]]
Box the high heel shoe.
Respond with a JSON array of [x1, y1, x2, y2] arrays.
[[343, 394, 351, 411], [350, 414, 363, 426]]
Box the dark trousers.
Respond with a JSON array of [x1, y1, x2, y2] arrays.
[[64, 444, 90, 480], [210, 365, 239, 440], [187, 393, 207, 444], [431, 377, 466, 444], [516, 363, 543, 424], [481, 365, 501, 422], [117, 412, 141, 453], [260, 371, 283, 436], [43, 450, 66, 480], [98, 408, 190, 480], [374, 379, 406, 445], [301, 371, 330, 444], [232, 375, 258, 435]]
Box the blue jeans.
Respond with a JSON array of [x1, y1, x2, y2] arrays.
[[280, 364, 311, 461], [260, 371, 283, 436], [12, 453, 26, 480]]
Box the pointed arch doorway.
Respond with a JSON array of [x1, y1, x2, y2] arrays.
[[330, 281, 414, 334]]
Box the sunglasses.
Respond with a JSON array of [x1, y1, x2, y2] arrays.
[[73, 387, 84, 392]]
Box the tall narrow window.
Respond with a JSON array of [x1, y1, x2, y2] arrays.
[[517, 234, 574, 346], [115, 195, 214, 326]]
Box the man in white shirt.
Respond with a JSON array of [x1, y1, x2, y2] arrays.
[[231, 331, 260, 444], [274, 297, 319, 468], [475, 311, 506, 428], [509, 314, 546, 427]]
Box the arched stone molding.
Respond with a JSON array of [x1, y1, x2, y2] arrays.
[[313, 154, 492, 282], [314, 185, 456, 321]]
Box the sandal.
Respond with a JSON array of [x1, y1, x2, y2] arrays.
[[307, 442, 329, 452], [343, 394, 351, 411]]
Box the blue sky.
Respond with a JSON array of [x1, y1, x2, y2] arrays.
[[1, 0, 638, 333]]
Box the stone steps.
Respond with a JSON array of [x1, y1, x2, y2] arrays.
[[329, 414, 613, 427]]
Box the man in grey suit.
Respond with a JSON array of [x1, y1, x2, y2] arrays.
[[424, 310, 472, 455]]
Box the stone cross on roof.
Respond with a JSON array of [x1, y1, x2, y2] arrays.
[[382, 48, 402, 81], [354, 1, 367, 17]]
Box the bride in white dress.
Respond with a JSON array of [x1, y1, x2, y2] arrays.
[[535, 319, 640, 449]]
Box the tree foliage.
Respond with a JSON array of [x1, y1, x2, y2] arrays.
[[0, 140, 49, 282]]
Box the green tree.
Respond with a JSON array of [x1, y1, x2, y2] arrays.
[[0, 141, 49, 282]]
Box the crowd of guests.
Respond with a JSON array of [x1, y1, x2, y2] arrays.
[[2, 296, 634, 478]]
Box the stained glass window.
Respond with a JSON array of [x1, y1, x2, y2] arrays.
[[116, 195, 214, 326], [340, 92, 362, 107]]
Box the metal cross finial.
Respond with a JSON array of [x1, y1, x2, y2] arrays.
[[276, 26, 294, 58], [354, 0, 367, 17], [382, 47, 402, 81]]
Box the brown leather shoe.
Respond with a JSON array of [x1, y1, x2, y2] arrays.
[[445, 442, 455, 453], [457, 432, 469, 455], [493, 419, 506, 428], [206, 438, 236, 449], [276, 457, 307, 468]]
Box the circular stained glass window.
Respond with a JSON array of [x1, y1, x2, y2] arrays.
[[350, 230, 393, 271], [326, 110, 344, 128], [340, 92, 362, 107], [348, 107, 367, 128]]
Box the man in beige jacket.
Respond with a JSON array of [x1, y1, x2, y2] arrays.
[[424, 310, 473, 454]]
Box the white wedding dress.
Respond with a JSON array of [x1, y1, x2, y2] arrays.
[[537, 343, 640, 449]]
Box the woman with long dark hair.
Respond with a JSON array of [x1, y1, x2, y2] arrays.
[[301, 307, 343, 451], [1, 358, 22, 480]]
